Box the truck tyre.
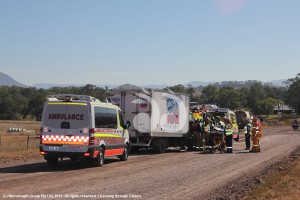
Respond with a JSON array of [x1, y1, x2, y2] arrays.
[[153, 138, 168, 154], [47, 157, 58, 167], [93, 148, 104, 167], [129, 145, 139, 153], [120, 146, 128, 161]]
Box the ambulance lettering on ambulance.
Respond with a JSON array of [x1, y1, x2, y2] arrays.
[[48, 113, 84, 120]]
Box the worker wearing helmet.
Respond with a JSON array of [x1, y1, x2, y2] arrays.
[[250, 117, 262, 152], [224, 118, 233, 153]]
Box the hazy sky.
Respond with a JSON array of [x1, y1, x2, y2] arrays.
[[1, 0, 299, 86]]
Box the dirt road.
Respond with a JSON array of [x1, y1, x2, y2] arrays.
[[0, 127, 299, 200]]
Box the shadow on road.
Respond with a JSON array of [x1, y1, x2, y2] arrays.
[[194, 149, 254, 155], [0, 158, 122, 174]]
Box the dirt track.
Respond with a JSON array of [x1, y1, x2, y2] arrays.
[[0, 127, 299, 200]]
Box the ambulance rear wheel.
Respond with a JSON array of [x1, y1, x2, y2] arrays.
[[94, 148, 104, 167], [47, 157, 58, 167]]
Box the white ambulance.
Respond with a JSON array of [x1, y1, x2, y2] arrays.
[[40, 94, 130, 167]]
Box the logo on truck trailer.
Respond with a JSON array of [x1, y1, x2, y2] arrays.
[[166, 97, 179, 124]]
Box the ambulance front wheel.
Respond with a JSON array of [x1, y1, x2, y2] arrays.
[[119, 146, 128, 161], [47, 157, 58, 167]]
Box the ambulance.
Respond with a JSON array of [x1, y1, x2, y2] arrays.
[[40, 94, 130, 167]]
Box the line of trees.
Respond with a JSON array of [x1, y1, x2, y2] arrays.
[[0, 74, 299, 121], [0, 84, 107, 120], [168, 74, 300, 115]]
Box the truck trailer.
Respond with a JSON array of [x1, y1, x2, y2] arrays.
[[109, 87, 191, 153]]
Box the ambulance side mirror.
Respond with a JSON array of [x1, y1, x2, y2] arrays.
[[125, 121, 131, 129]]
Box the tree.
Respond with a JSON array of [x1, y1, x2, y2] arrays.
[[167, 84, 186, 93], [247, 82, 267, 114], [201, 84, 218, 104], [217, 87, 242, 110], [286, 73, 300, 114], [284, 73, 300, 86], [238, 87, 250, 109], [257, 97, 278, 116]]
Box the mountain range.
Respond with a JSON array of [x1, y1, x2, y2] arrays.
[[0, 72, 287, 89]]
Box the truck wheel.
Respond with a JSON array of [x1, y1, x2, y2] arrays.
[[120, 147, 128, 161], [47, 157, 58, 167], [94, 148, 104, 167], [153, 138, 168, 154]]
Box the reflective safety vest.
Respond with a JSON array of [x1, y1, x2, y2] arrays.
[[225, 124, 233, 136], [193, 113, 202, 121], [217, 121, 225, 129], [244, 124, 252, 134], [244, 126, 247, 134]]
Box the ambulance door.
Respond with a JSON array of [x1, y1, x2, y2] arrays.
[[41, 102, 90, 153]]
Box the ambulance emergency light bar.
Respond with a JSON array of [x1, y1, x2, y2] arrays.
[[47, 94, 101, 102]]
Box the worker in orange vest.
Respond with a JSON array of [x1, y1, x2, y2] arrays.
[[250, 117, 262, 152]]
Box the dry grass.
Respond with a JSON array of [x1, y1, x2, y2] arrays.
[[0, 120, 41, 164], [242, 157, 300, 200], [0, 135, 40, 152]]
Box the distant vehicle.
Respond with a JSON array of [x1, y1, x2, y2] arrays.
[[292, 120, 299, 131], [109, 88, 191, 153], [40, 94, 130, 167]]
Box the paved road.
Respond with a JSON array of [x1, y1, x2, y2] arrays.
[[0, 127, 299, 200]]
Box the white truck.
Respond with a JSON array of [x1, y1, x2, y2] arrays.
[[109, 87, 191, 153]]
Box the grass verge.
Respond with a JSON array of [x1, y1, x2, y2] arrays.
[[242, 148, 300, 200]]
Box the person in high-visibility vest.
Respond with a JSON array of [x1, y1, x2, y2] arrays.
[[224, 118, 233, 153], [250, 117, 262, 152], [244, 120, 252, 150], [215, 117, 225, 129], [191, 107, 203, 150]]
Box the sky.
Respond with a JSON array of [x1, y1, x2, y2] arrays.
[[0, 0, 299, 86]]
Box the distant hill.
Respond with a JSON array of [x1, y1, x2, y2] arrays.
[[0, 72, 27, 87], [186, 81, 216, 87], [266, 79, 287, 87], [32, 83, 119, 89], [0, 72, 287, 89], [32, 83, 167, 89], [190, 80, 287, 89]]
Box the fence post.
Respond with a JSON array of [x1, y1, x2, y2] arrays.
[[27, 135, 29, 149]]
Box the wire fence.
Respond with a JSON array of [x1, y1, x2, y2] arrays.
[[0, 135, 40, 152]]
